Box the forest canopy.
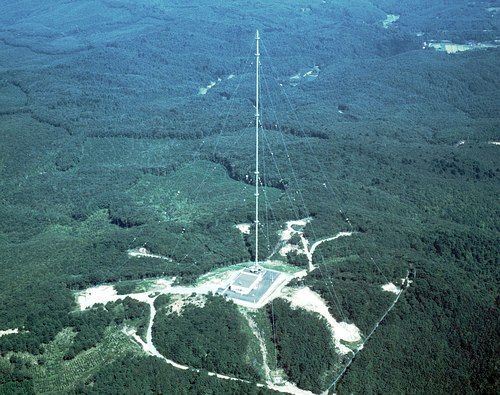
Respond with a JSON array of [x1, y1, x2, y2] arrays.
[[0, 0, 498, 394]]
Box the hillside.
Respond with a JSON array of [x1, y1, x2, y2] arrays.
[[0, 1, 498, 393]]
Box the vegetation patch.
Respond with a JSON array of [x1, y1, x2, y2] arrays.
[[113, 281, 137, 295], [84, 354, 280, 394], [0, 0, 498, 393], [64, 298, 148, 360], [153, 294, 260, 381], [267, 299, 338, 393]]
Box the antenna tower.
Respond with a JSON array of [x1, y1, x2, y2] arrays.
[[254, 30, 260, 269]]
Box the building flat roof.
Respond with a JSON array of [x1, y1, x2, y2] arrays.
[[233, 271, 260, 289], [223, 268, 283, 307]]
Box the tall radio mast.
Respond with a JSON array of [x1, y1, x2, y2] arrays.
[[254, 30, 260, 269]]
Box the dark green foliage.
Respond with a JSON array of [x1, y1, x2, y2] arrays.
[[244, 225, 283, 262], [429, 228, 498, 272], [337, 262, 499, 394], [153, 294, 171, 309], [114, 282, 136, 295], [153, 295, 259, 380], [64, 306, 111, 360], [0, 355, 35, 394], [0, 280, 73, 355], [64, 298, 148, 360], [289, 233, 301, 246], [0, 379, 34, 395], [79, 355, 278, 395], [305, 254, 396, 333], [0, 0, 498, 393], [267, 299, 338, 392], [286, 250, 309, 267], [55, 145, 81, 171]]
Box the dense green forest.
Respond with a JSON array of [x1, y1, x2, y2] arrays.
[[152, 295, 261, 380], [0, 0, 498, 393], [77, 355, 279, 395], [267, 299, 339, 393]]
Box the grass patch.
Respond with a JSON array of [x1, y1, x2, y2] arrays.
[[260, 260, 305, 275], [340, 338, 364, 351]]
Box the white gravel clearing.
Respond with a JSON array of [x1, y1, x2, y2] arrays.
[[235, 223, 251, 234], [75, 269, 245, 311], [382, 282, 400, 294], [266, 382, 316, 395], [76, 285, 118, 310], [0, 328, 19, 337], [280, 218, 311, 243], [282, 287, 362, 354], [74, 218, 365, 393]]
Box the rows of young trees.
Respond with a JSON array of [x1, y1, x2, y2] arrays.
[[64, 298, 149, 360]]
